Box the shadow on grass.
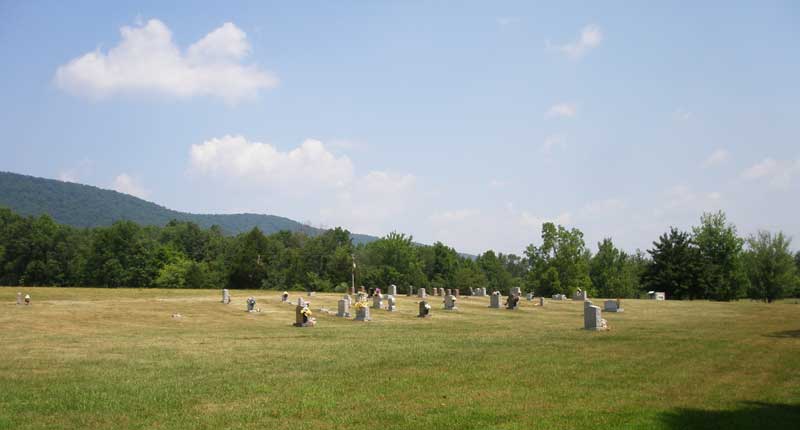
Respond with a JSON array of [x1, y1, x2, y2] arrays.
[[659, 402, 800, 430], [765, 329, 800, 338]]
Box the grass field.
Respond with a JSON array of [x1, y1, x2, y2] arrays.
[[1, 287, 799, 429]]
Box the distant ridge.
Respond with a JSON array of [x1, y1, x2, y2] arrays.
[[0, 171, 378, 244]]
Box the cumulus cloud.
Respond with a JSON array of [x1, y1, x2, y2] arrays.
[[112, 173, 148, 198], [320, 171, 418, 235], [190, 135, 354, 189], [545, 102, 577, 118], [547, 25, 603, 59], [741, 157, 800, 188], [703, 149, 730, 168], [673, 108, 692, 121], [542, 134, 566, 154], [54, 19, 277, 104], [519, 211, 573, 228]]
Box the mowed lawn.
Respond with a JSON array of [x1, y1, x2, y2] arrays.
[[1, 288, 799, 430]]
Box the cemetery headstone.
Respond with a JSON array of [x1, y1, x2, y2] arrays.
[[222, 289, 231, 304], [372, 293, 384, 310], [489, 291, 501, 308], [444, 294, 458, 310], [469, 287, 475, 296], [506, 293, 520, 310], [387, 295, 397, 312], [418, 287, 427, 299], [246, 297, 256, 312], [388, 284, 397, 296], [454, 289, 460, 298], [539, 296, 545, 306], [354, 301, 371, 321], [584, 301, 607, 330], [604, 299, 624, 313], [432, 287, 438, 296], [16, 292, 22, 305], [337, 295, 352, 317], [511, 287, 522, 297], [418, 300, 432, 318], [526, 292, 534, 301], [294, 302, 316, 327], [407, 285, 414, 296]]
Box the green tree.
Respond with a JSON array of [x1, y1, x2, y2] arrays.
[[693, 211, 749, 301], [476, 250, 514, 294], [644, 227, 702, 299], [590, 238, 638, 298], [524, 222, 591, 297], [744, 231, 799, 302]]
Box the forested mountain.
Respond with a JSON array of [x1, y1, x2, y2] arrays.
[[0, 171, 376, 244]]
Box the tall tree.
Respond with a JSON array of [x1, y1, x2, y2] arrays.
[[643, 227, 702, 299], [590, 238, 638, 298], [524, 222, 591, 297], [744, 231, 799, 302], [693, 211, 749, 301]]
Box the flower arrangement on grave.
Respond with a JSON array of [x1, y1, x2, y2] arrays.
[[300, 306, 313, 318], [353, 299, 370, 310]]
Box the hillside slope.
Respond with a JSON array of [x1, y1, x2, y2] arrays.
[[0, 171, 377, 244]]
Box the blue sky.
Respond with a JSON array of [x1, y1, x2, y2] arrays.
[[1, 1, 798, 255]]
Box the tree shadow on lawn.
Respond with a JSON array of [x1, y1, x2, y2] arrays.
[[764, 329, 800, 339], [659, 402, 800, 430]]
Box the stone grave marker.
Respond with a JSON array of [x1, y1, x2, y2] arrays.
[[16, 292, 22, 305], [418, 287, 427, 298], [387, 295, 397, 312], [337, 295, 352, 317], [388, 284, 397, 296], [489, 291, 501, 308], [372, 293, 384, 310], [444, 294, 458, 310], [418, 300, 431, 318], [604, 299, 624, 313], [584, 301, 607, 330], [222, 289, 231, 304]]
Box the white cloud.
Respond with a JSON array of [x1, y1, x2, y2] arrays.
[[58, 159, 94, 183], [542, 134, 566, 154], [489, 179, 507, 188], [582, 198, 627, 216], [112, 173, 148, 198], [190, 135, 354, 189], [545, 102, 577, 118], [496, 17, 520, 27], [741, 157, 800, 188], [54, 19, 277, 104], [430, 209, 480, 223], [547, 25, 603, 59], [703, 149, 730, 168], [519, 211, 573, 228], [320, 171, 418, 235]]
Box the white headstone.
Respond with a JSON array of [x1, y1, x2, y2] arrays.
[[418, 287, 427, 298], [16, 292, 22, 305], [489, 291, 501, 308], [388, 284, 397, 296], [387, 295, 397, 312], [372, 293, 384, 310], [222, 289, 230, 304], [539, 296, 545, 306]]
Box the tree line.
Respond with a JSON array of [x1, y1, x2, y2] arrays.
[[1, 207, 798, 302]]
